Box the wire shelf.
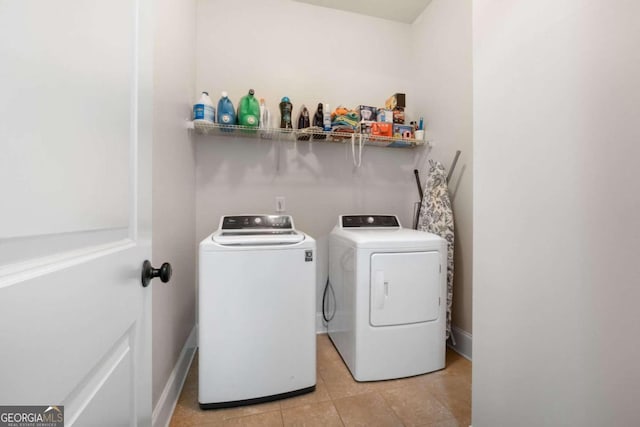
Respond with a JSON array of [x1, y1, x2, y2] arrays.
[[188, 121, 427, 149]]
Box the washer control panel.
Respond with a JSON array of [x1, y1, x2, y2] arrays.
[[340, 215, 400, 228], [221, 215, 294, 230]]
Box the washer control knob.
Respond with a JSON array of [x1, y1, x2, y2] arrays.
[[367, 216, 374, 224], [254, 217, 262, 225]]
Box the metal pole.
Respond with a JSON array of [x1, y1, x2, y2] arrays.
[[447, 150, 461, 183]]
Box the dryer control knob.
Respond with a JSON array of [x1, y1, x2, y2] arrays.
[[254, 217, 262, 225], [367, 216, 374, 224]]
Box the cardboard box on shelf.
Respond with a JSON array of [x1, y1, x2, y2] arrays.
[[377, 108, 393, 123], [371, 122, 393, 138], [357, 105, 377, 122], [360, 121, 373, 135], [393, 107, 405, 124], [393, 124, 414, 139], [385, 93, 406, 110]]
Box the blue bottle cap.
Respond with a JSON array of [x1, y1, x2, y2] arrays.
[[281, 96, 290, 103]]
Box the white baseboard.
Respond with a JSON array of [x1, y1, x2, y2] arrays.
[[448, 326, 472, 361], [316, 313, 327, 334], [152, 325, 197, 427]]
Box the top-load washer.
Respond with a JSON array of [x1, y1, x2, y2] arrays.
[[199, 215, 316, 409], [328, 215, 447, 381]]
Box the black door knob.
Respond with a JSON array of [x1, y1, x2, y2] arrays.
[[141, 260, 172, 287]]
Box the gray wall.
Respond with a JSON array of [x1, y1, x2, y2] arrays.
[[473, 0, 640, 425], [152, 0, 197, 409], [410, 0, 473, 336], [194, 0, 473, 336], [195, 0, 425, 331]]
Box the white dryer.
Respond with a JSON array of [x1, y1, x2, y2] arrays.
[[328, 215, 446, 381], [199, 215, 316, 409]]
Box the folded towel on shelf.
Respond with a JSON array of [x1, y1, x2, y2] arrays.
[[331, 106, 359, 130]]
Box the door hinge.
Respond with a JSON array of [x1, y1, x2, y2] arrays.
[[439, 264, 442, 273]]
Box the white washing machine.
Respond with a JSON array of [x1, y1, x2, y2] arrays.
[[198, 215, 316, 409], [328, 215, 447, 381]]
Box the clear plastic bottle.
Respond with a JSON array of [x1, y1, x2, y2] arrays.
[[259, 98, 271, 129]]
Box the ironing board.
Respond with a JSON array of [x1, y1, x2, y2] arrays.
[[418, 160, 455, 342]]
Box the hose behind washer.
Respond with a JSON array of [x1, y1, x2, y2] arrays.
[[322, 277, 336, 323]]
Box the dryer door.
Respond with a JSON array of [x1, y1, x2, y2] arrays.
[[370, 251, 440, 326]]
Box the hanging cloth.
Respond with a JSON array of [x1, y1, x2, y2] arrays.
[[418, 160, 455, 342]]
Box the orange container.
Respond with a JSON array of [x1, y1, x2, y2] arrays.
[[370, 122, 393, 137]]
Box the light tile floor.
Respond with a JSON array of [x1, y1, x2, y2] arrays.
[[170, 334, 471, 427]]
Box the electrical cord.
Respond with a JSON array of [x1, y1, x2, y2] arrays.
[[322, 277, 336, 323]]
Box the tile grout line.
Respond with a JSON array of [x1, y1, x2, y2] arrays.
[[327, 397, 346, 427], [377, 387, 405, 426], [171, 338, 470, 427]]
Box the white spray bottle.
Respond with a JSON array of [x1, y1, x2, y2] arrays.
[[323, 103, 331, 131]]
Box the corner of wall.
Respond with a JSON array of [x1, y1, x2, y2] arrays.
[[448, 326, 472, 361]]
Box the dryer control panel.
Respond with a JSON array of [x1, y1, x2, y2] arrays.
[[340, 215, 400, 228]]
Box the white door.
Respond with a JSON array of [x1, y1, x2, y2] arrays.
[[0, 1, 154, 426], [370, 251, 441, 326]]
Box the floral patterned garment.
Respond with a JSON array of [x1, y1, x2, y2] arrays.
[[418, 160, 454, 341]]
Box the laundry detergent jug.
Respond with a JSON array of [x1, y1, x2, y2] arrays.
[[193, 91, 215, 123], [217, 91, 236, 128], [238, 89, 260, 128]]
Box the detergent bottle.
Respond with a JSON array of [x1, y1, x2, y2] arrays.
[[296, 105, 311, 141], [297, 105, 310, 129], [238, 89, 260, 128], [279, 97, 293, 129], [217, 91, 236, 127], [193, 92, 215, 123], [312, 103, 326, 139]]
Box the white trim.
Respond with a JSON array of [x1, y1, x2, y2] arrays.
[[316, 312, 328, 334], [0, 239, 135, 288], [448, 326, 472, 361], [152, 326, 197, 427]]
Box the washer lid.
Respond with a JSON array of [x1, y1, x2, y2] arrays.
[[213, 215, 305, 245]]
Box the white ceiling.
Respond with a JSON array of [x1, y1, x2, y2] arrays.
[[292, 0, 433, 24]]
